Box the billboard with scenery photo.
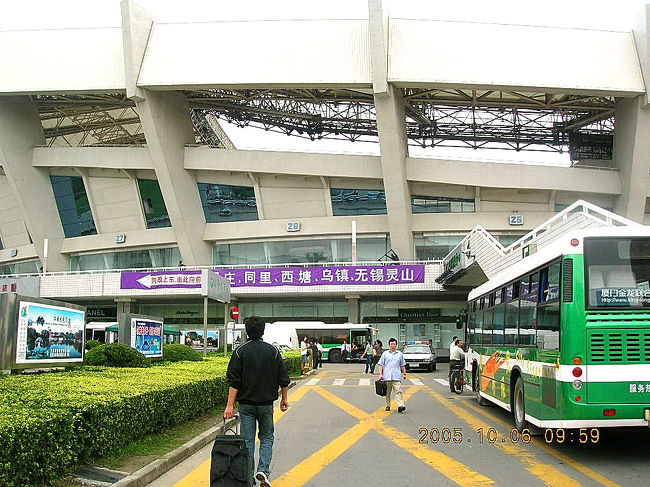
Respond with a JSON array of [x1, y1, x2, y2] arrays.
[[184, 330, 219, 349], [15, 300, 85, 364], [130, 318, 163, 358]]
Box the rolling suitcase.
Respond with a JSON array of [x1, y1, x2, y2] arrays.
[[210, 414, 250, 487], [375, 379, 387, 397]]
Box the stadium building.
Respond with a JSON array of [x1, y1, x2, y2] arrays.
[[1, 0, 649, 355]]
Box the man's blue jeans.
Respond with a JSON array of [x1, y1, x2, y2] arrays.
[[239, 403, 274, 485]]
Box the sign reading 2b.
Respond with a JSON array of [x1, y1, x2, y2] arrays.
[[509, 215, 524, 226]]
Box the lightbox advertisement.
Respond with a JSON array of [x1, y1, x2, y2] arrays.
[[130, 318, 163, 358], [15, 300, 85, 364]]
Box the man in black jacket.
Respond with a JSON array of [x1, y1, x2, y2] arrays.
[[225, 316, 290, 487]]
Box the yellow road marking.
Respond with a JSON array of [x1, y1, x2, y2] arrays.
[[273, 386, 494, 487], [458, 399, 621, 487], [174, 385, 307, 487], [426, 390, 581, 487]]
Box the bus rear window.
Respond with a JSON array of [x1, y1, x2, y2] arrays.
[[585, 237, 650, 308]]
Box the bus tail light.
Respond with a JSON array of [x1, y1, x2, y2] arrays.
[[575, 396, 582, 402], [572, 367, 583, 378], [573, 357, 582, 365], [572, 380, 583, 390], [603, 409, 616, 417]]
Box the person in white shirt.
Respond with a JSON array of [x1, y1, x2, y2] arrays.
[[315, 340, 323, 368], [449, 340, 465, 380], [449, 336, 458, 357], [378, 337, 407, 413], [300, 336, 309, 375], [341, 340, 351, 363]]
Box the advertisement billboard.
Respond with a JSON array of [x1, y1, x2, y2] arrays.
[[15, 300, 85, 364], [130, 317, 163, 358], [184, 330, 219, 349]]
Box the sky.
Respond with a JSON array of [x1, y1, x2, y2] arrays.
[[2, 0, 648, 165]]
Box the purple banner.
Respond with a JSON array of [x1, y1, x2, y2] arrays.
[[121, 271, 203, 290], [212, 265, 425, 287]]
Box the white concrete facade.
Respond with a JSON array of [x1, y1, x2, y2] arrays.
[[0, 0, 649, 277]]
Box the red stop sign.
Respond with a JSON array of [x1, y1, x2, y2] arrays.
[[230, 305, 240, 320]]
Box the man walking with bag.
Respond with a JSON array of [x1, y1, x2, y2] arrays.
[[225, 316, 290, 487], [378, 337, 407, 413]]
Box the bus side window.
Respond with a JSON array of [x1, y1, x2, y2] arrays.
[[483, 307, 493, 345], [493, 303, 505, 345], [505, 298, 519, 345], [468, 312, 476, 345]]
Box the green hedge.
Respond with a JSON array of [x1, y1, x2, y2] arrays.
[[0, 358, 231, 486], [84, 343, 151, 368], [283, 351, 302, 376], [163, 344, 203, 362]]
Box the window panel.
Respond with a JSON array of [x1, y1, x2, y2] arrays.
[[137, 179, 171, 228], [518, 296, 537, 346], [50, 176, 97, 238], [537, 303, 559, 350], [331, 189, 387, 216], [411, 195, 475, 214], [198, 183, 258, 223], [493, 304, 505, 345]]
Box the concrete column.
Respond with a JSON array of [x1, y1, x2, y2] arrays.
[[0, 96, 69, 271], [346, 295, 361, 323], [369, 0, 414, 260], [613, 97, 650, 222], [115, 297, 138, 345], [136, 91, 213, 265]]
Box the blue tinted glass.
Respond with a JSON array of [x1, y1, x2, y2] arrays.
[[198, 183, 258, 223], [411, 195, 474, 213], [137, 179, 171, 228], [50, 176, 97, 238], [330, 189, 387, 216]]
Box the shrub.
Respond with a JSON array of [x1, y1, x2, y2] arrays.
[[85, 339, 101, 351], [0, 357, 231, 486], [84, 343, 150, 368], [283, 351, 302, 376], [163, 344, 203, 362]]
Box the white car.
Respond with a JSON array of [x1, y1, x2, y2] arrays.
[[402, 344, 437, 372]]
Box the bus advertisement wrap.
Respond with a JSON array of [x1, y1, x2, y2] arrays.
[[130, 318, 163, 358], [15, 301, 85, 364]]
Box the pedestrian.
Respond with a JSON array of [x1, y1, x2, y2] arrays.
[[449, 339, 465, 381], [310, 339, 320, 369], [361, 339, 373, 373], [341, 339, 351, 362], [225, 316, 290, 487], [449, 335, 459, 359], [300, 335, 309, 375], [315, 339, 323, 368], [308, 339, 314, 370], [378, 337, 407, 413], [371, 339, 383, 374]]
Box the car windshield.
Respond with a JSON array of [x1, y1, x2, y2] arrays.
[[404, 346, 430, 354]]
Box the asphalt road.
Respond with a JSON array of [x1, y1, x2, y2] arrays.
[[149, 363, 650, 487]]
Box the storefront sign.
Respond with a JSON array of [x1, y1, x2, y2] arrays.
[[15, 300, 85, 364], [398, 308, 441, 321], [0, 277, 40, 297], [212, 264, 425, 287]]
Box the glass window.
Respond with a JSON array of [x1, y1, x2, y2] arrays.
[[467, 312, 476, 345], [494, 288, 503, 306], [414, 235, 464, 260], [496, 234, 525, 247], [483, 308, 493, 345], [493, 304, 505, 345], [505, 299, 519, 345], [585, 237, 650, 308], [137, 179, 171, 228], [530, 272, 539, 298], [411, 195, 475, 214], [475, 311, 483, 343], [198, 183, 258, 223], [331, 189, 387, 216], [539, 262, 561, 303], [0, 259, 40, 275], [518, 296, 537, 346], [537, 302, 559, 350], [70, 248, 181, 271], [520, 276, 530, 296], [50, 176, 97, 238]]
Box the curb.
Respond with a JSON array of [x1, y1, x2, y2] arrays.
[[109, 380, 299, 487]]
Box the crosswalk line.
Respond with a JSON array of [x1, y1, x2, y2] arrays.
[[410, 378, 424, 386], [332, 378, 346, 386], [359, 379, 371, 386], [434, 378, 449, 386], [306, 378, 320, 385]]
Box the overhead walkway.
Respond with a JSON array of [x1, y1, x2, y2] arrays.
[[436, 200, 642, 288]]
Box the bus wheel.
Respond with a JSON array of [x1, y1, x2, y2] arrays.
[[513, 376, 527, 432], [474, 366, 490, 406], [328, 349, 342, 363]]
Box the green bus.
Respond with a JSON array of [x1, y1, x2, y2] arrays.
[[464, 228, 650, 432]]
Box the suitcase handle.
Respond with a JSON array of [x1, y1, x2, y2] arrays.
[[222, 414, 239, 435]]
